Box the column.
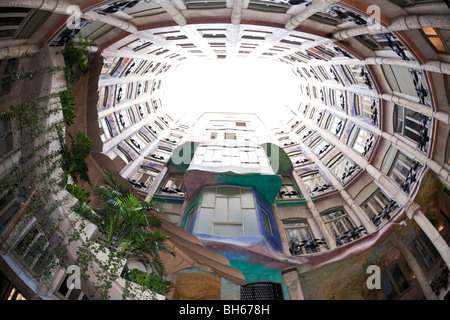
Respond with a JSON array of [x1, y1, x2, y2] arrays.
[[292, 173, 335, 250], [407, 203, 450, 271], [341, 189, 376, 233], [282, 268, 305, 300]]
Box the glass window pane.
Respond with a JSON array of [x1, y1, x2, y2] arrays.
[[0, 201, 20, 232], [389, 264, 409, 294], [202, 188, 216, 207], [241, 189, 255, 208], [214, 224, 243, 237], [196, 208, 213, 234], [217, 187, 240, 198], [229, 197, 241, 222], [381, 270, 397, 300], [261, 209, 272, 235], [243, 209, 259, 235], [214, 198, 228, 222]]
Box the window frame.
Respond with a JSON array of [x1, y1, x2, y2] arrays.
[[320, 208, 359, 246], [283, 218, 318, 255], [300, 171, 334, 197], [381, 262, 410, 300]]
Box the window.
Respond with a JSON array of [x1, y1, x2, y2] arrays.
[[148, 147, 172, 163], [394, 104, 430, 152], [296, 126, 313, 141], [325, 113, 344, 137], [225, 132, 236, 140], [309, 137, 332, 158], [241, 29, 272, 41], [102, 57, 123, 76], [0, 59, 18, 96], [289, 151, 310, 166], [0, 181, 21, 235], [353, 94, 378, 124], [277, 176, 301, 200], [195, 187, 259, 237], [157, 173, 185, 197], [0, 8, 47, 40], [344, 65, 373, 89], [128, 166, 160, 192], [382, 66, 430, 106], [0, 117, 13, 156], [321, 209, 360, 246], [57, 273, 88, 300], [192, 145, 269, 168], [388, 151, 422, 193], [123, 59, 142, 76], [283, 219, 317, 255], [128, 132, 151, 153], [413, 232, 440, 269], [136, 81, 148, 96], [98, 117, 113, 142], [14, 227, 52, 275], [147, 122, 161, 137], [421, 28, 450, 54], [300, 171, 334, 197], [328, 153, 359, 184], [347, 125, 375, 158], [184, 205, 197, 231], [355, 33, 405, 51], [116, 108, 135, 130], [261, 208, 273, 236], [185, 0, 227, 9], [247, 0, 288, 13], [361, 188, 398, 228], [381, 262, 410, 300], [198, 28, 227, 38], [114, 146, 132, 164], [137, 103, 150, 119]]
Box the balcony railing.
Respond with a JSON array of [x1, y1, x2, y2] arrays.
[[401, 161, 421, 194], [371, 199, 399, 227], [430, 261, 449, 295], [289, 238, 328, 256], [335, 225, 368, 246]]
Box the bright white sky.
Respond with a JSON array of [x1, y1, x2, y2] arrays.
[[162, 57, 302, 128]]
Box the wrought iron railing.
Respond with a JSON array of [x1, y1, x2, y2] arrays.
[[335, 225, 368, 246], [372, 199, 399, 227], [289, 238, 328, 256]]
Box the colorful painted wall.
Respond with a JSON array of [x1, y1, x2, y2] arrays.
[[297, 234, 417, 300]]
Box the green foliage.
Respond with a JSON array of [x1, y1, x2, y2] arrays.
[[59, 67, 76, 126], [59, 33, 91, 126], [58, 127, 93, 185], [59, 89, 76, 126], [65, 183, 90, 203], [123, 267, 173, 295], [62, 33, 90, 73], [93, 170, 173, 276]]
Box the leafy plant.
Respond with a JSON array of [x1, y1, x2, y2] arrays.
[[123, 267, 173, 295], [66, 183, 90, 203], [62, 33, 90, 73], [59, 89, 76, 126], [93, 170, 173, 276], [58, 127, 93, 185]]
